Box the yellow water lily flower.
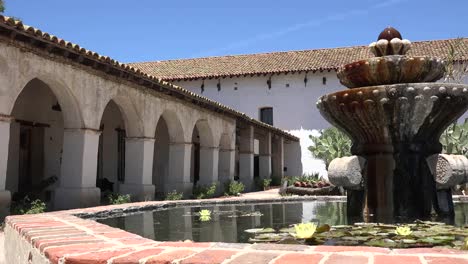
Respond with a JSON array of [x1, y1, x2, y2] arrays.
[[199, 215, 211, 222], [292, 222, 317, 239], [199, 209, 211, 217], [395, 226, 412, 236]]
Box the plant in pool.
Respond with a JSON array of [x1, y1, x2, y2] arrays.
[[198, 209, 212, 222], [395, 226, 412, 236], [292, 223, 317, 239], [193, 182, 217, 199], [245, 220, 468, 250], [108, 193, 131, 205], [224, 181, 245, 196], [165, 190, 183, 200]]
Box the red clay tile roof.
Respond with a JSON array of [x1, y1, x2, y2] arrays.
[[0, 16, 298, 141], [131, 38, 468, 81]]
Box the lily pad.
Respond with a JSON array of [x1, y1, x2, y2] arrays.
[[244, 228, 275, 234]]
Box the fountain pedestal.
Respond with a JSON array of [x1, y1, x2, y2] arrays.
[[318, 28, 468, 222]]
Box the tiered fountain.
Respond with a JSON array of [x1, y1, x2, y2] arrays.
[[318, 27, 468, 223]]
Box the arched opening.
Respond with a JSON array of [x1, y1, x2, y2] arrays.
[[7, 79, 65, 205], [153, 116, 170, 198], [190, 120, 215, 187], [190, 126, 201, 186], [97, 100, 126, 197]]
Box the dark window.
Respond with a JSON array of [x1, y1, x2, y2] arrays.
[[260, 107, 273, 125]]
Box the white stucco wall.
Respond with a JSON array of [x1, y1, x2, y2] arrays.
[[173, 71, 342, 131], [172, 69, 468, 177], [172, 72, 343, 176]]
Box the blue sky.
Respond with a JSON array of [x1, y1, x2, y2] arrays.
[[4, 0, 467, 63]]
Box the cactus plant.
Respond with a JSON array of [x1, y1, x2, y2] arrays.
[[308, 127, 352, 169], [440, 119, 468, 157]]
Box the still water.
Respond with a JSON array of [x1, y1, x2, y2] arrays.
[[98, 201, 468, 243]]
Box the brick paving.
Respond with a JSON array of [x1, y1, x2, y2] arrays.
[[3, 192, 468, 263]]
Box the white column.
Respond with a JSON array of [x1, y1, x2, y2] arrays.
[[218, 148, 235, 186], [0, 116, 11, 216], [167, 142, 192, 197], [120, 137, 156, 201], [55, 128, 101, 210], [239, 126, 254, 191], [272, 136, 284, 182], [259, 132, 272, 180], [198, 146, 219, 186]]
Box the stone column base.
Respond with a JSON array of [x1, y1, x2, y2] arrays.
[[0, 190, 11, 219], [54, 187, 100, 210], [119, 184, 155, 202], [240, 179, 254, 192]]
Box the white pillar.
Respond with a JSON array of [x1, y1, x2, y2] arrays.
[[198, 146, 219, 186], [218, 148, 235, 186], [167, 142, 192, 197], [120, 137, 156, 201], [55, 129, 101, 210], [239, 126, 254, 191], [259, 132, 272, 180], [0, 116, 11, 216], [272, 136, 284, 182]]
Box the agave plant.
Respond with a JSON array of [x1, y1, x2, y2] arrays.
[[309, 127, 352, 169], [440, 119, 468, 157]]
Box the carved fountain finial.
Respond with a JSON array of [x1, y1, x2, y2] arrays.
[[378, 26, 402, 41], [337, 27, 443, 88], [369, 26, 411, 57]]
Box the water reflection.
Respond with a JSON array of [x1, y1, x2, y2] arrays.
[[97, 201, 467, 244]]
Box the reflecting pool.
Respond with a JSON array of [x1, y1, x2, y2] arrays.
[[97, 201, 468, 243]]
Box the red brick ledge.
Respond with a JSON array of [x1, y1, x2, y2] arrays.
[[4, 196, 468, 263]]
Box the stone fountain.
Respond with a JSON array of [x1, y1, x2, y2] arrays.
[[318, 27, 468, 223]]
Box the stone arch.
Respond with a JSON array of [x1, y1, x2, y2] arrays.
[[190, 119, 217, 186], [152, 114, 172, 197], [10, 76, 83, 128], [192, 119, 214, 147], [6, 77, 72, 202], [159, 110, 185, 143], [99, 96, 142, 138]]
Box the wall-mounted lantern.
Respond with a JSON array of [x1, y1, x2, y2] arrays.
[[267, 76, 272, 89], [304, 72, 308, 87]]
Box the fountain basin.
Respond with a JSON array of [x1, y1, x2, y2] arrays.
[[317, 83, 468, 146], [317, 83, 468, 220], [337, 56, 445, 88]]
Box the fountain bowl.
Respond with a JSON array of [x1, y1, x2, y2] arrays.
[[337, 56, 445, 88]]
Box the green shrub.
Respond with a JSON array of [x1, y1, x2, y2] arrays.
[[309, 127, 352, 169], [224, 181, 245, 196], [165, 190, 183, 200], [11, 196, 46, 215], [193, 182, 217, 199], [254, 178, 272, 190], [440, 119, 468, 157], [108, 193, 131, 205], [262, 178, 272, 189]]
